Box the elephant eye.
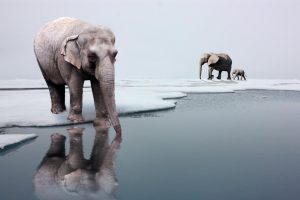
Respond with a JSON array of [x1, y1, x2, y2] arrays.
[[88, 52, 98, 62], [101, 39, 109, 44]]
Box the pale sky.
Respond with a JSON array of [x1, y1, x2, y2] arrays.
[[0, 0, 299, 80]]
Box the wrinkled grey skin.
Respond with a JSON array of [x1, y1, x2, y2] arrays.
[[199, 53, 232, 80], [34, 17, 121, 134], [232, 69, 246, 80], [33, 121, 121, 200]]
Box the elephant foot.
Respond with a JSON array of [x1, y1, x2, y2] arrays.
[[227, 77, 232, 80], [68, 113, 84, 123], [51, 104, 66, 114], [51, 133, 66, 142], [67, 127, 84, 134], [93, 117, 111, 129], [208, 75, 214, 80], [217, 76, 221, 80], [67, 127, 84, 139]]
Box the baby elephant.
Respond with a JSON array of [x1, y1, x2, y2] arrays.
[[232, 69, 247, 80]]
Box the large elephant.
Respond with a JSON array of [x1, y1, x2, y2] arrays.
[[33, 121, 121, 200], [232, 69, 247, 80], [199, 53, 232, 80], [34, 17, 121, 134]]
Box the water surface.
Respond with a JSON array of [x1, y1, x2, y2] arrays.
[[1, 90, 300, 200]]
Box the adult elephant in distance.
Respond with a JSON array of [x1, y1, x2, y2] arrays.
[[34, 17, 121, 134], [199, 53, 232, 80]]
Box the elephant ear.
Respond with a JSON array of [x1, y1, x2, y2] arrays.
[[60, 35, 81, 69], [208, 54, 219, 66]]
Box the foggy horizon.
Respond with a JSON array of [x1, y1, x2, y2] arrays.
[[0, 0, 299, 80]]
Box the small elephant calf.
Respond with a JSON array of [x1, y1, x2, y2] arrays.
[[232, 69, 247, 80]]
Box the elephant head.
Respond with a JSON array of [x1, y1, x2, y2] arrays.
[[60, 27, 121, 133], [199, 53, 219, 79]]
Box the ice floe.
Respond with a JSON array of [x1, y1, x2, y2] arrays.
[[0, 79, 299, 127], [0, 134, 37, 150]]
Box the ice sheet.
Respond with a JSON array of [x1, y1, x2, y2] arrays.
[[0, 79, 299, 127], [0, 134, 37, 149]]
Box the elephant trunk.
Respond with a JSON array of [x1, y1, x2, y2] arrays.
[[199, 64, 203, 79], [199, 59, 207, 79], [96, 56, 121, 135]]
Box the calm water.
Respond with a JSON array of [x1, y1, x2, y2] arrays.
[[1, 90, 300, 200]]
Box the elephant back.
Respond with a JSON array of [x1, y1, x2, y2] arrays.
[[34, 17, 91, 56]]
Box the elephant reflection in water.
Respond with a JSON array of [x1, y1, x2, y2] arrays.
[[33, 120, 121, 200]]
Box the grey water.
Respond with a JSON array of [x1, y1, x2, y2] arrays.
[[1, 90, 300, 200]]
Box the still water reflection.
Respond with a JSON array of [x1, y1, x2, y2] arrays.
[[33, 120, 121, 200], [1, 91, 300, 200]]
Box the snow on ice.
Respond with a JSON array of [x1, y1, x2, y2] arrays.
[[0, 134, 37, 150], [0, 79, 300, 127]]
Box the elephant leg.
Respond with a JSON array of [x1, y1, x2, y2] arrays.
[[208, 67, 214, 80], [67, 76, 84, 122], [33, 133, 66, 188], [90, 128, 109, 171], [67, 127, 87, 169], [227, 70, 231, 80], [217, 71, 222, 79], [243, 75, 246, 80], [91, 79, 111, 126], [47, 133, 66, 157], [45, 80, 66, 114], [232, 74, 236, 80]]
